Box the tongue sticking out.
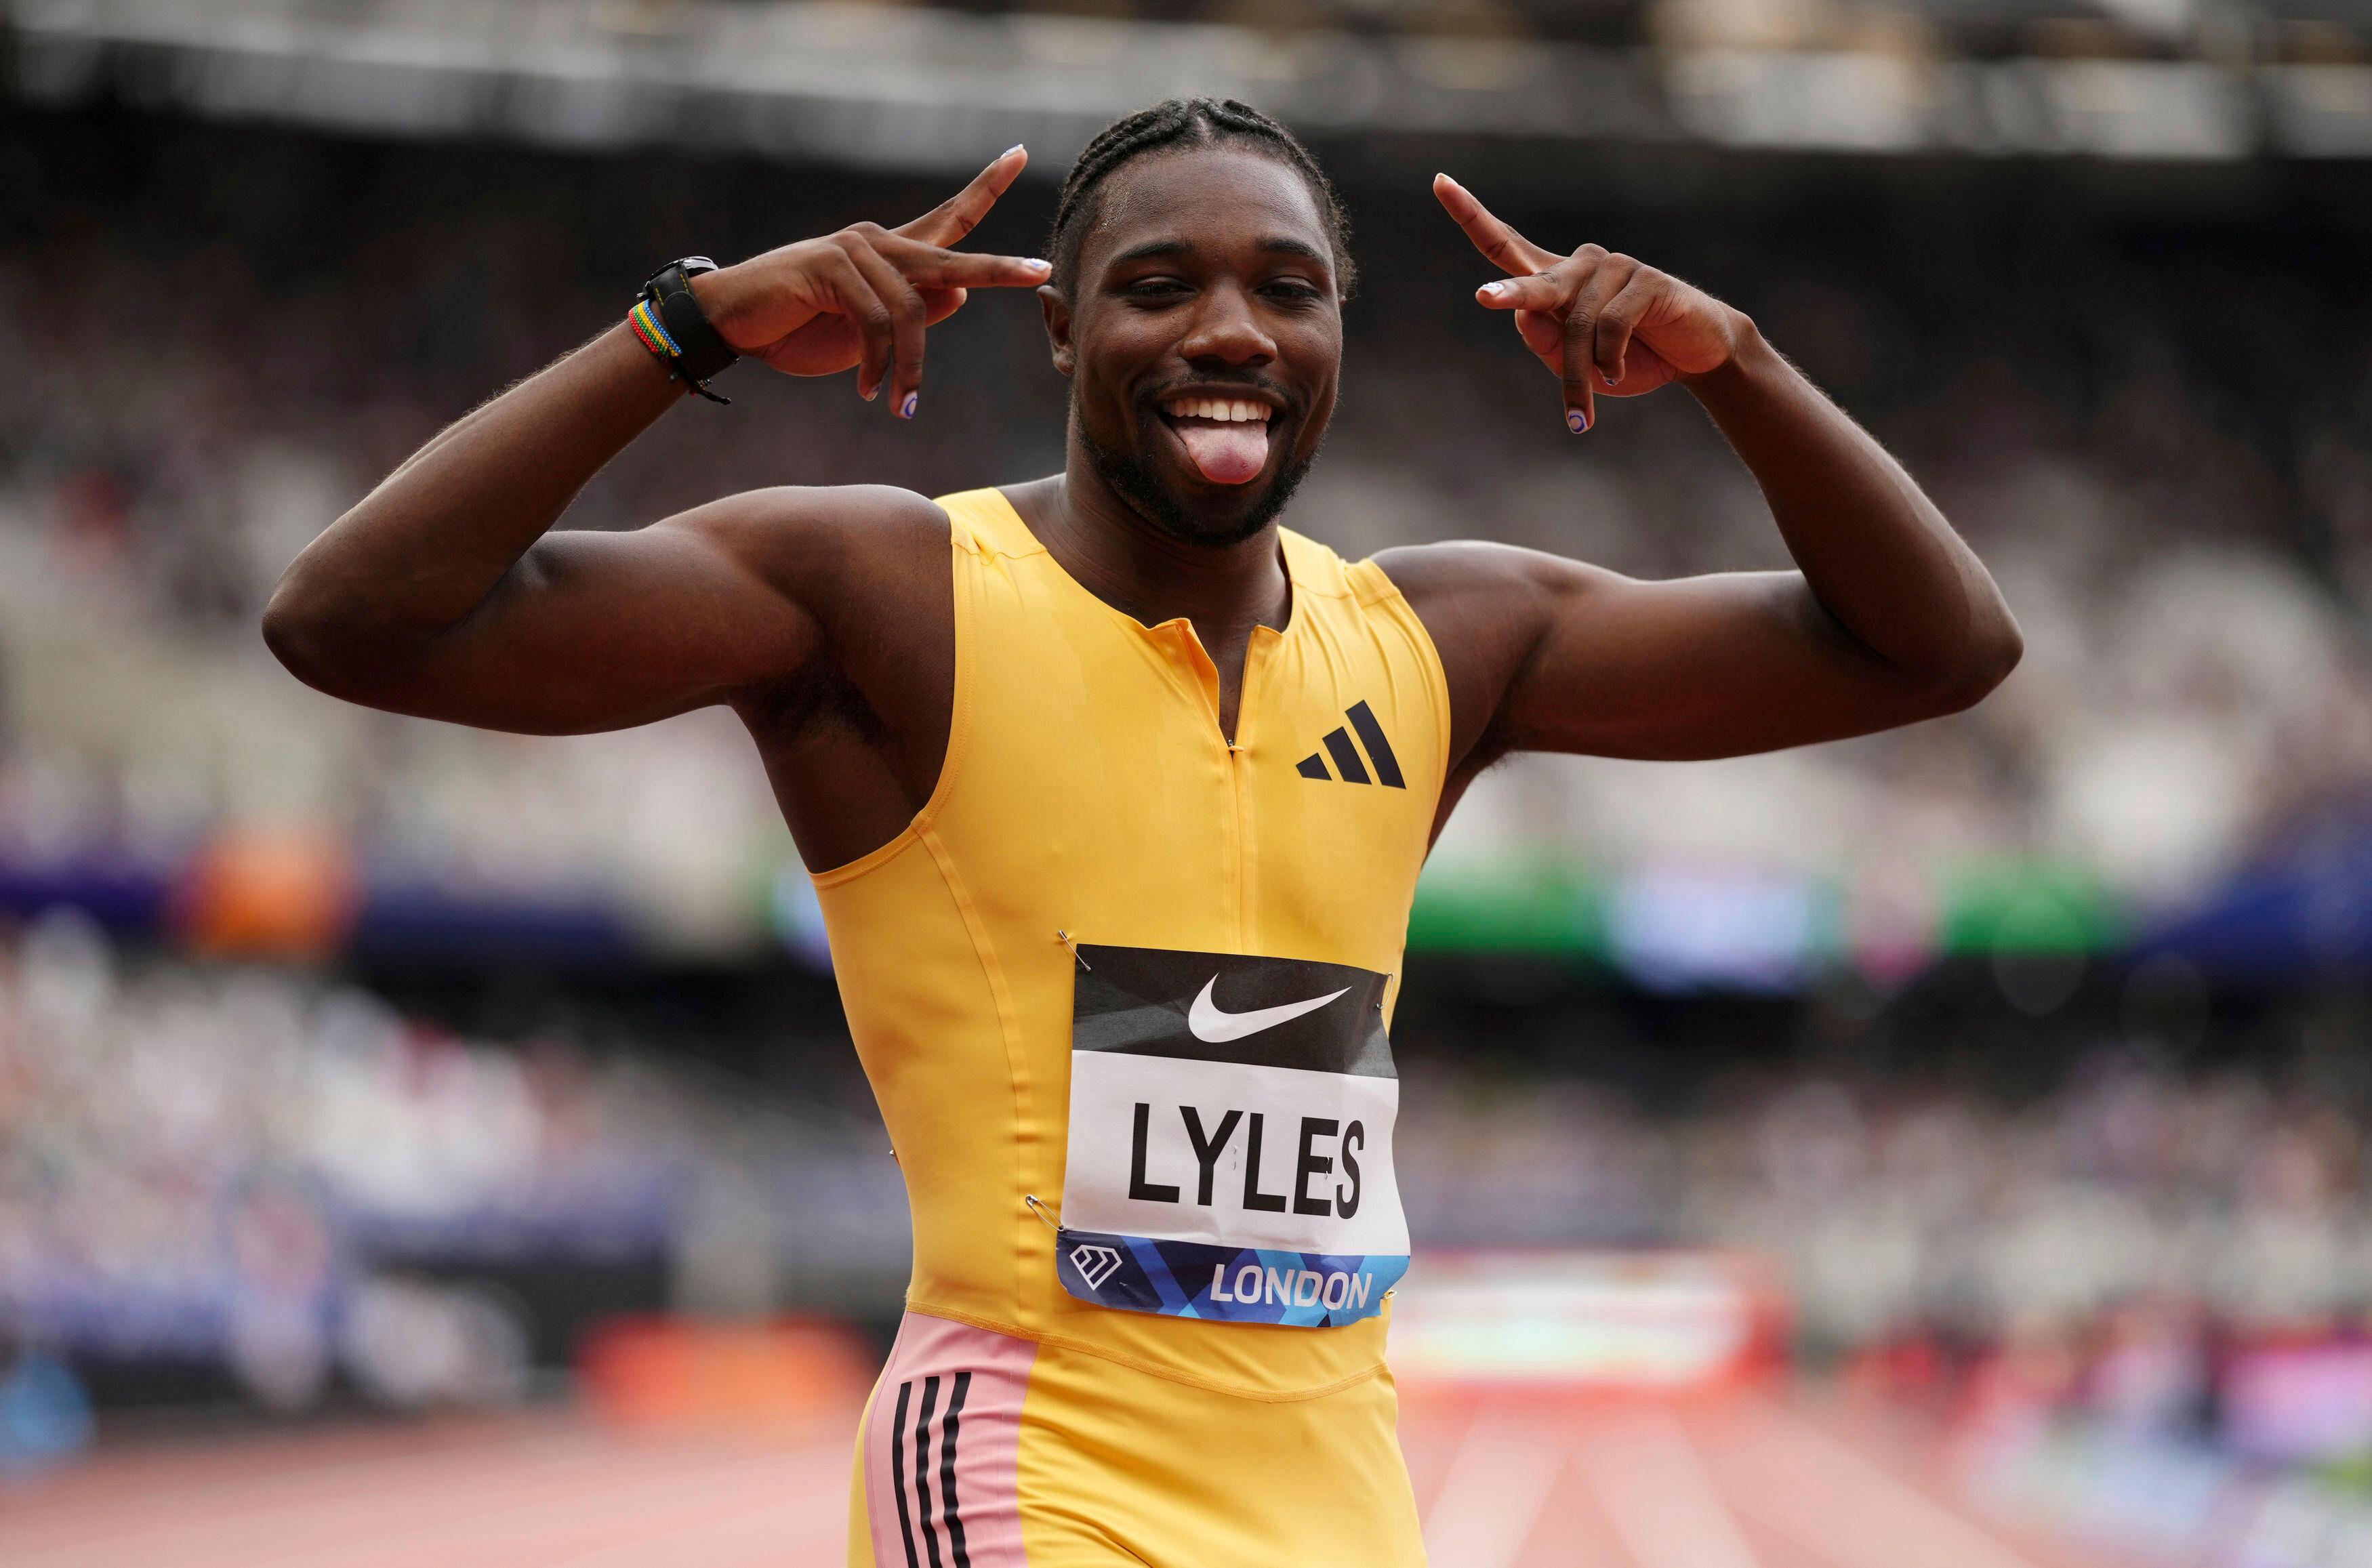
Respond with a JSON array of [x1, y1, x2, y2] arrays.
[[1176, 421, 1269, 486]]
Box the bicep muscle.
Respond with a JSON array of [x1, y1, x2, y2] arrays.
[[1386, 542, 1967, 770], [356, 497, 830, 735]]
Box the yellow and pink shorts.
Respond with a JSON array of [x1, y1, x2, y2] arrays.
[[848, 1312, 1425, 1568]]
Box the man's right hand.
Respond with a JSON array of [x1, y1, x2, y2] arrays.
[[693, 146, 1050, 417], [266, 144, 1051, 859]]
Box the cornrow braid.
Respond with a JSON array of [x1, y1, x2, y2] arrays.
[[1047, 97, 1356, 300]]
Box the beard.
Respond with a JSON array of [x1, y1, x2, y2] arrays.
[[1078, 407, 1320, 548]]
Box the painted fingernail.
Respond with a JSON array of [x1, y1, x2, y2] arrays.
[[861, 382, 878, 402], [1566, 407, 1589, 434], [899, 392, 919, 419], [1482, 281, 1511, 299], [1024, 258, 1052, 273], [1004, 143, 1026, 157], [1604, 369, 1620, 387]]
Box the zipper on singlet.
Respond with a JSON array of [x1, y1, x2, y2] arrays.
[[1226, 735, 1248, 951]]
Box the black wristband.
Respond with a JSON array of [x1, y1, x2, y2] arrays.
[[636, 257, 738, 402]]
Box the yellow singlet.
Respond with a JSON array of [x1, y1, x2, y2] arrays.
[[827, 489, 1447, 1567]]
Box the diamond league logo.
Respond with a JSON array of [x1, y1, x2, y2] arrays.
[[1069, 1243, 1123, 1290]]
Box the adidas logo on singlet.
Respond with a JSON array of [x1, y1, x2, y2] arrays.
[[1294, 701, 1405, 788]]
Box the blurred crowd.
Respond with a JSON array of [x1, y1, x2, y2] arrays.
[[0, 911, 902, 1418], [12, 912, 2372, 1407], [2, 112, 2371, 960], [1401, 1043, 2372, 1350]]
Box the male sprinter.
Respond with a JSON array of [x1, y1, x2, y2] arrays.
[[266, 100, 2019, 1566]]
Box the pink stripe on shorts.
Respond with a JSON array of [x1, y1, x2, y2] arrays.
[[861, 1313, 1038, 1568]]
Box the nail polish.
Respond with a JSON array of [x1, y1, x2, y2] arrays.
[[1004, 143, 1026, 157], [1566, 407, 1589, 434], [900, 392, 919, 420]]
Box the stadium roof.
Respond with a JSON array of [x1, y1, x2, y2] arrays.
[[8, 0, 2371, 168]]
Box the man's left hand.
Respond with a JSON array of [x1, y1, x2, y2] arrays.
[[1434, 173, 1747, 433]]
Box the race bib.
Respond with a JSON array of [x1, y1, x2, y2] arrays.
[[1051, 945, 1410, 1327]]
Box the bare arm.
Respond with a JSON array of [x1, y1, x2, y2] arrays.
[[1381, 177, 2022, 775], [262, 148, 1050, 733]]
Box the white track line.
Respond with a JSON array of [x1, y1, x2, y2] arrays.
[[1575, 1405, 1766, 1568], [1708, 1399, 2048, 1568], [1421, 1413, 1567, 1568]]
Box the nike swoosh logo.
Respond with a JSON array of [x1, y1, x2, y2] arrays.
[[1186, 977, 1351, 1044]]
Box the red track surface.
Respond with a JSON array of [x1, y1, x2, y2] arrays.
[[0, 1390, 2098, 1567]]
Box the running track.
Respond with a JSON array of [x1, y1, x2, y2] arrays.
[[0, 1390, 2100, 1567]]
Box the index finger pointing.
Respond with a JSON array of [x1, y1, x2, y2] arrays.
[[897, 144, 1029, 248], [1433, 173, 1559, 278], [876, 235, 1050, 291]]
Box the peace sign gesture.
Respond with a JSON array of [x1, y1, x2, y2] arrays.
[[1433, 173, 1746, 433], [695, 146, 1053, 417]]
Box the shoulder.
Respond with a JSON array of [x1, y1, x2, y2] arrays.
[[1367, 539, 1612, 604], [1363, 542, 1627, 773], [664, 483, 947, 568], [1366, 541, 1627, 651], [657, 484, 952, 604]]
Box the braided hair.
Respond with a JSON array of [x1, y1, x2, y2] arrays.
[[1047, 98, 1356, 300]]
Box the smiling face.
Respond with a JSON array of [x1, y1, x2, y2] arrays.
[[1044, 144, 1345, 547]]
